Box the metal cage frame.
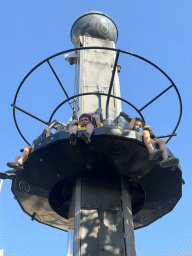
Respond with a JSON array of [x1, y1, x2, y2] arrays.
[[11, 47, 182, 145]]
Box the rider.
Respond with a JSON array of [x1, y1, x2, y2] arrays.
[[0, 126, 52, 180], [69, 113, 101, 145], [117, 64, 121, 73], [128, 117, 179, 167]]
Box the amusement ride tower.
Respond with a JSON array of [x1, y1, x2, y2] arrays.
[[9, 11, 182, 256]]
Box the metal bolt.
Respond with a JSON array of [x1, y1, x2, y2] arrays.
[[40, 159, 43, 161], [120, 249, 123, 252], [57, 174, 60, 177], [100, 204, 102, 207], [101, 247, 104, 250], [108, 205, 111, 208], [100, 216, 103, 219]]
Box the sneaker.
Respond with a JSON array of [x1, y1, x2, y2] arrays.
[[160, 157, 179, 168], [69, 133, 77, 145], [0, 170, 16, 180], [81, 132, 91, 144], [149, 149, 163, 160], [7, 161, 23, 170]]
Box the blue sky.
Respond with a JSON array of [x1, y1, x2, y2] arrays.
[[0, 0, 192, 255]]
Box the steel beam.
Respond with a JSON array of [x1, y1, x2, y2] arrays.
[[66, 173, 136, 256]]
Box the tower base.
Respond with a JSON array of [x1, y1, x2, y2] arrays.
[[67, 172, 136, 256]]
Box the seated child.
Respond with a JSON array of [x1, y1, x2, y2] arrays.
[[69, 113, 101, 145], [128, 117, 179, 167]]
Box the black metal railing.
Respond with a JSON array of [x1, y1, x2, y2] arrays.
[[12, 47, 182, 145]]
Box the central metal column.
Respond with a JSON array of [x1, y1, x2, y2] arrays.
[[70, 11, 122, 120], [74, 36, 122, 119], [67, 172, 136, 256]]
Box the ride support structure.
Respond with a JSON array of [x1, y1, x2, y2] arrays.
[[66, 12, 136, 255], [10, 11, 182, 256]]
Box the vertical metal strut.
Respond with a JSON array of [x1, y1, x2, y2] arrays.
[[121, 177, 136, 256]]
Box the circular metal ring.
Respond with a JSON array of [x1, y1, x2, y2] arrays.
[[12, 47, 182, 145], [48, 92, 145, 125]]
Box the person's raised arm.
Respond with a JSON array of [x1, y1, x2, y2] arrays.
[[71, 119, 78, 125], [44, 126, 53, 137], [92, 114, 101, 128]]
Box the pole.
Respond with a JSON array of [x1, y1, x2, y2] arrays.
[[66, 173, 136, 256]]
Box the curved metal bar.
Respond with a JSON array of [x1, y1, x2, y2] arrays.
[[13, 108, 31, 146], [12, 46, 182, 145], [13, 47, 117, 107], [106, 50, 120, 118], [12, 48, 116, 147], [165, 85, 182, 144], [119, 49, 182, 144], [12, 104, 50, 146], [49, 92, 146, 125]]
